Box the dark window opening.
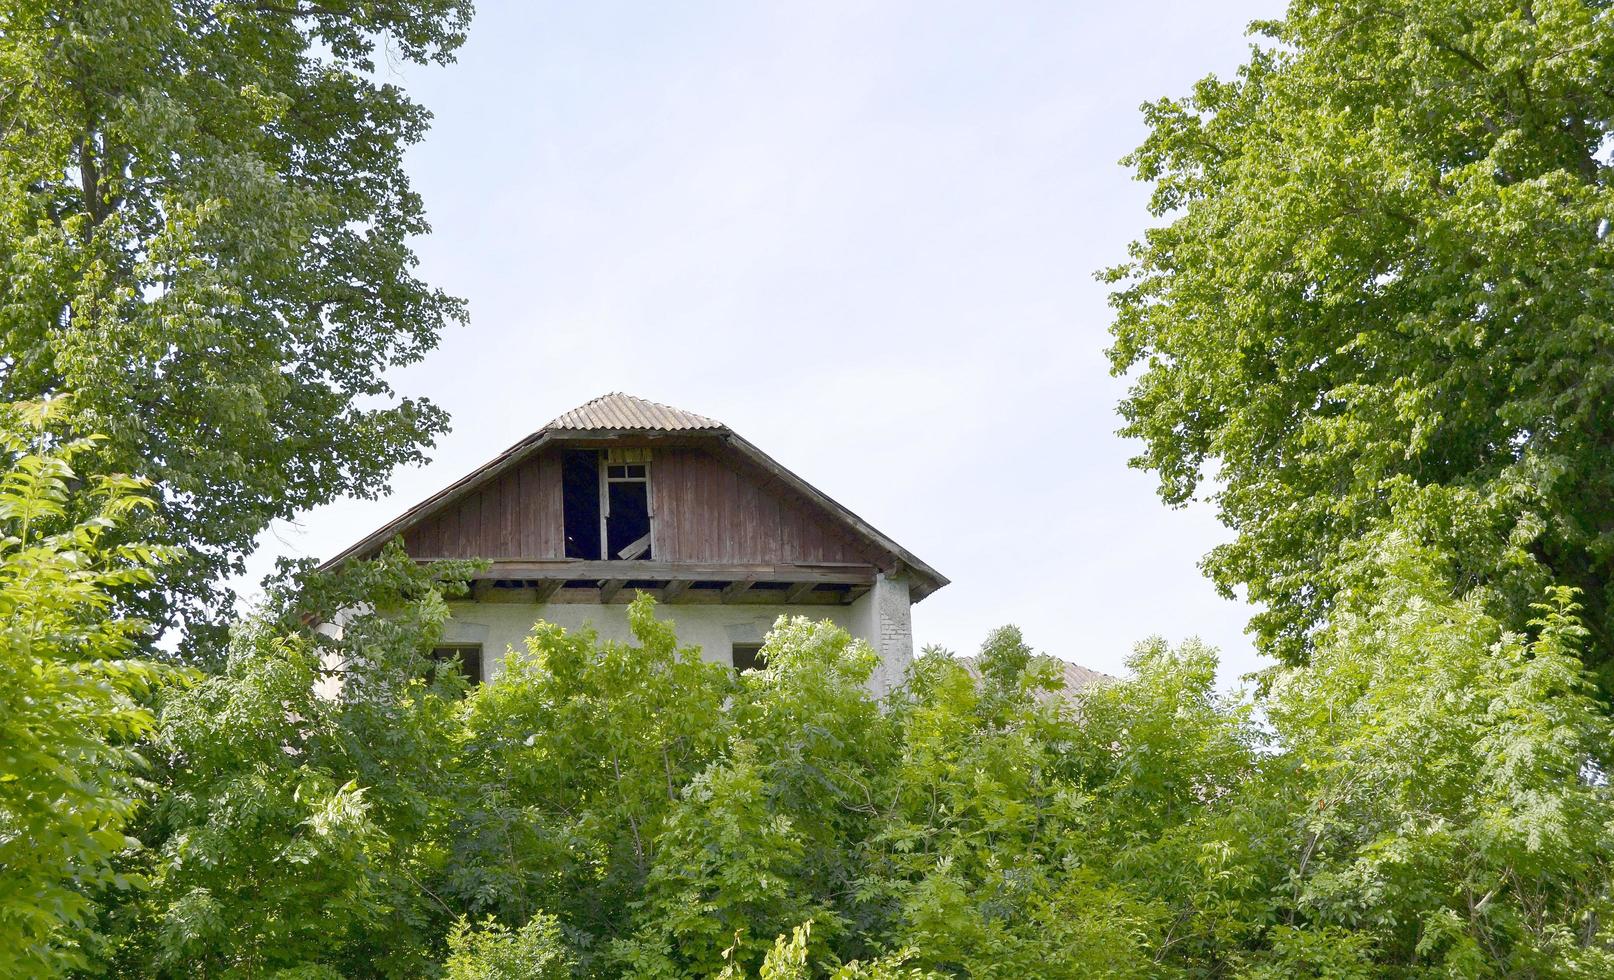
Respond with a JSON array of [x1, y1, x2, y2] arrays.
[[429, 645, 484, 686], [606, 479, 652, 559], [732, 643, 764, 673], [562, 450, 601, 559]]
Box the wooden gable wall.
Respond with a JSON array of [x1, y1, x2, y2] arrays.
[[400, 443, 883, 567], [649, 447, 877, 565], [403, 452, 562, 560]]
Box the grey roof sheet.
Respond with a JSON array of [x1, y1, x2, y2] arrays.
[[546, 392, 725, 432]]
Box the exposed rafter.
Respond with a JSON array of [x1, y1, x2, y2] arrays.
[[784, 581, 816, 603]]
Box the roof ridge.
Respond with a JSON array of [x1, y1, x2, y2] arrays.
[[543, 391, 724, 432]]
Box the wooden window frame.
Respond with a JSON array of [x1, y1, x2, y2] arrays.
[[599, 454, 654, 560]]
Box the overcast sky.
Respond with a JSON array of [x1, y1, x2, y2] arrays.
[[244, 0, 1287, 685]]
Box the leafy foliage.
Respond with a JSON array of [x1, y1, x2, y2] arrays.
[[0, 401, 181, 975], [443, 914, 573, 980], [1104, 0, 1614, 686], [102, 544, 480, 977], [1253, 539, 1614, 974], [1, 0, 1606, 976], [0, 0, 472, 648], [14, 539, 1608, 976]]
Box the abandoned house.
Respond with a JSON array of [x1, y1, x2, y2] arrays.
[[323, 392, 948, 691]]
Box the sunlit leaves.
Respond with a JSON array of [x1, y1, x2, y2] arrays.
[[1105, 0, 1614, 683], [0, 400, 182, 976]]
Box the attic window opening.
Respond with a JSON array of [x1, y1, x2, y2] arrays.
[[562, 450, 602, 560], [603, 453, 653, 560]]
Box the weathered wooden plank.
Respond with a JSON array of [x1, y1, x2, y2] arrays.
[[447, 559, 876, 585], [497, 479, 513, 556], [398, 439, 897, 571], [651, 449, 680, 559], [540, 586, 851, 606], [759, 485, 782, 562], [537, 449, 564, 557]]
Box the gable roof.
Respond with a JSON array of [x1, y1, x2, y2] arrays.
[[321, 393, 949, 599]]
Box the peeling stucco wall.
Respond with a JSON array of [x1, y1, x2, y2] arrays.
[[439, 599, 855, 678], [847, 570, 914, 693], [440, 583, 914, 694]]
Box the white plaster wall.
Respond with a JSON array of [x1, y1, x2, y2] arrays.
[[848, 571, 914, 692], [443, 600, 860, 680]]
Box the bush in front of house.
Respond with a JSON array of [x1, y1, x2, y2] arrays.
[[62, 542, 1612, 977]]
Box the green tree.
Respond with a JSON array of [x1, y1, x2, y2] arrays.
[[108, 544, 478, 977], [450, 597, 736, 975], [1246, 538, 1614, 974], [0, 0, 472, 649], [443, 914, 573, 980], [81, 578, 1614, 975], [719, 921, 942, 980], [1104, 0, 1614, 684], [0, 401, 179, 976]]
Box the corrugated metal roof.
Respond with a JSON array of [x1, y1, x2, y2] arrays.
[[545, 392, 725, 432]]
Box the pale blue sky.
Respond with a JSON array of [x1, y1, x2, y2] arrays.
[[246, 0, 1286, 683]]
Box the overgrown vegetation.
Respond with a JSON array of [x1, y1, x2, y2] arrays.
[[0, 402, 181, 976], [7, 511, 1610, 974], [4, 0, 1613, 975]]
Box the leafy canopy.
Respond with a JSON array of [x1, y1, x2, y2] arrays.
[[0, 0, 472, 649], [1104, 0, 1614, 683]]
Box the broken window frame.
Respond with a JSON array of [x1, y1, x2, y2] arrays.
[[599, 451, 654, 561]]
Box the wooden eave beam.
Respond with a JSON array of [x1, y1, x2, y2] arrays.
[[663, 580, 692, 602], [721, 579, 755, 602], [532, 579, 563, 603], [598, 579, 627, 602], [452, 559, 875, 586]]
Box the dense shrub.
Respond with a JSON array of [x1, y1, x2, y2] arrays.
[[77, 540, 1614, 976]]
